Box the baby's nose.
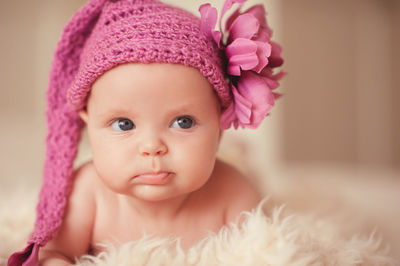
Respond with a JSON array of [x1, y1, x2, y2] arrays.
[[139, 138, 168, 156]]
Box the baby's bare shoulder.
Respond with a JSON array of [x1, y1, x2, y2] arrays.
[[212, 160, 261, 223], [39, 161, 97, 262], [73, 161, 99, 189], [213, 159, 260, 197]]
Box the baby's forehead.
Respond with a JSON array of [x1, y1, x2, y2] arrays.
[[87, 63, 220, 111]]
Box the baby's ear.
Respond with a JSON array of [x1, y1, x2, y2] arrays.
[[78, 108, 89, 124]]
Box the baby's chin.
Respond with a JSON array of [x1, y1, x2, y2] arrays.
[[117, 185, 194, 203]]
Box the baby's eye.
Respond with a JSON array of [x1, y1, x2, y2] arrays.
[[111, 118, 135, 131], [171, 116, 195, 129]]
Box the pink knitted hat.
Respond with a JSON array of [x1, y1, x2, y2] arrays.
[[8, 0, 283, 264]]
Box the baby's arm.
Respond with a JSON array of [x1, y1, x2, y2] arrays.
[[39, 163, 96, 265]]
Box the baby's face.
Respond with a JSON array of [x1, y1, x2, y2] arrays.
[[80, 63, 222, 202]]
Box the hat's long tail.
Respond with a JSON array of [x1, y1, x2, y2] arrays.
[[7, 0, 108, 265]]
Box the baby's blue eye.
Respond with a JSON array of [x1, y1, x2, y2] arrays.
[[111, 118, 135, 131], [171, 116, 195, 129]]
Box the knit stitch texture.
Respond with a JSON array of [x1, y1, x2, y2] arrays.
[[67, 0, 230, 110]]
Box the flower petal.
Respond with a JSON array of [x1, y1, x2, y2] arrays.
[[212, 31, 222, 48], [220, 102, 236, 130], [264, 77, 280, 90], [260, 69, 287, 90], [268, 41, 284, 68], [244, 5, 272, 36], [226, 38, 258, 75], [225, 5, 241, 32], [253, 41, 272, 73], [273, 71, 287, 81], [253, 29, 270, 43], [244, 5, 266, 25], [228, 54, 259, 76], [229, 13, 260, 41], [220, 84, 253, 129], [232, 84, 252, 125], [199, 4, 222, 45], [273, 92, 283, 100], [237, 72, 275, 128], [221, 0, 246, 22], [199, 4, 216, 36]]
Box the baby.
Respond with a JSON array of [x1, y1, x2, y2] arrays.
[[8, 0, 283, 265], [41, 63, 262, 264]]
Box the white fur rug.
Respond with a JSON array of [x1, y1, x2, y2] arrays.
[[0, 187, 396, 266]]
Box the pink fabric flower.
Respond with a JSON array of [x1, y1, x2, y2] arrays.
[[200, 0, 285, 129], [199, 4, 221, 46]]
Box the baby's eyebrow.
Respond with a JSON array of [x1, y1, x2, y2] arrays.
[[96, 106, 136, 118], [166, 104, 196, 115]]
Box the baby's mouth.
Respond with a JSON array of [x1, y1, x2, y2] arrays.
[[132, 171, 173, 185]]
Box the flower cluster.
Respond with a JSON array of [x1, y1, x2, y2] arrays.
[[199, 0, 285, 129]]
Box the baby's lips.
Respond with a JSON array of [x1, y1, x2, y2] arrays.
[[132, 171, 174, 185]]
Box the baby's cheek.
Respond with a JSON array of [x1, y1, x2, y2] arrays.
[[91, 142, 128, 189], [175, 140, 217, 184]]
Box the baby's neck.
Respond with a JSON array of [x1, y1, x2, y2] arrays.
[[116, 193, 191, 221]]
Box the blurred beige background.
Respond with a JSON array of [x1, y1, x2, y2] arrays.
[[0, 0, 399, 260]]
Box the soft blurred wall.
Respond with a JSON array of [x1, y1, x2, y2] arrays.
[[394, 0, 400, 168], [280, 0, 399, 169], [0, 0, 85, 188], [0, 0, 399, 189]]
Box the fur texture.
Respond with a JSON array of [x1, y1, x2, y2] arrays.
[[0, 191, 395, 266], [75, 202, 394, 266]]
